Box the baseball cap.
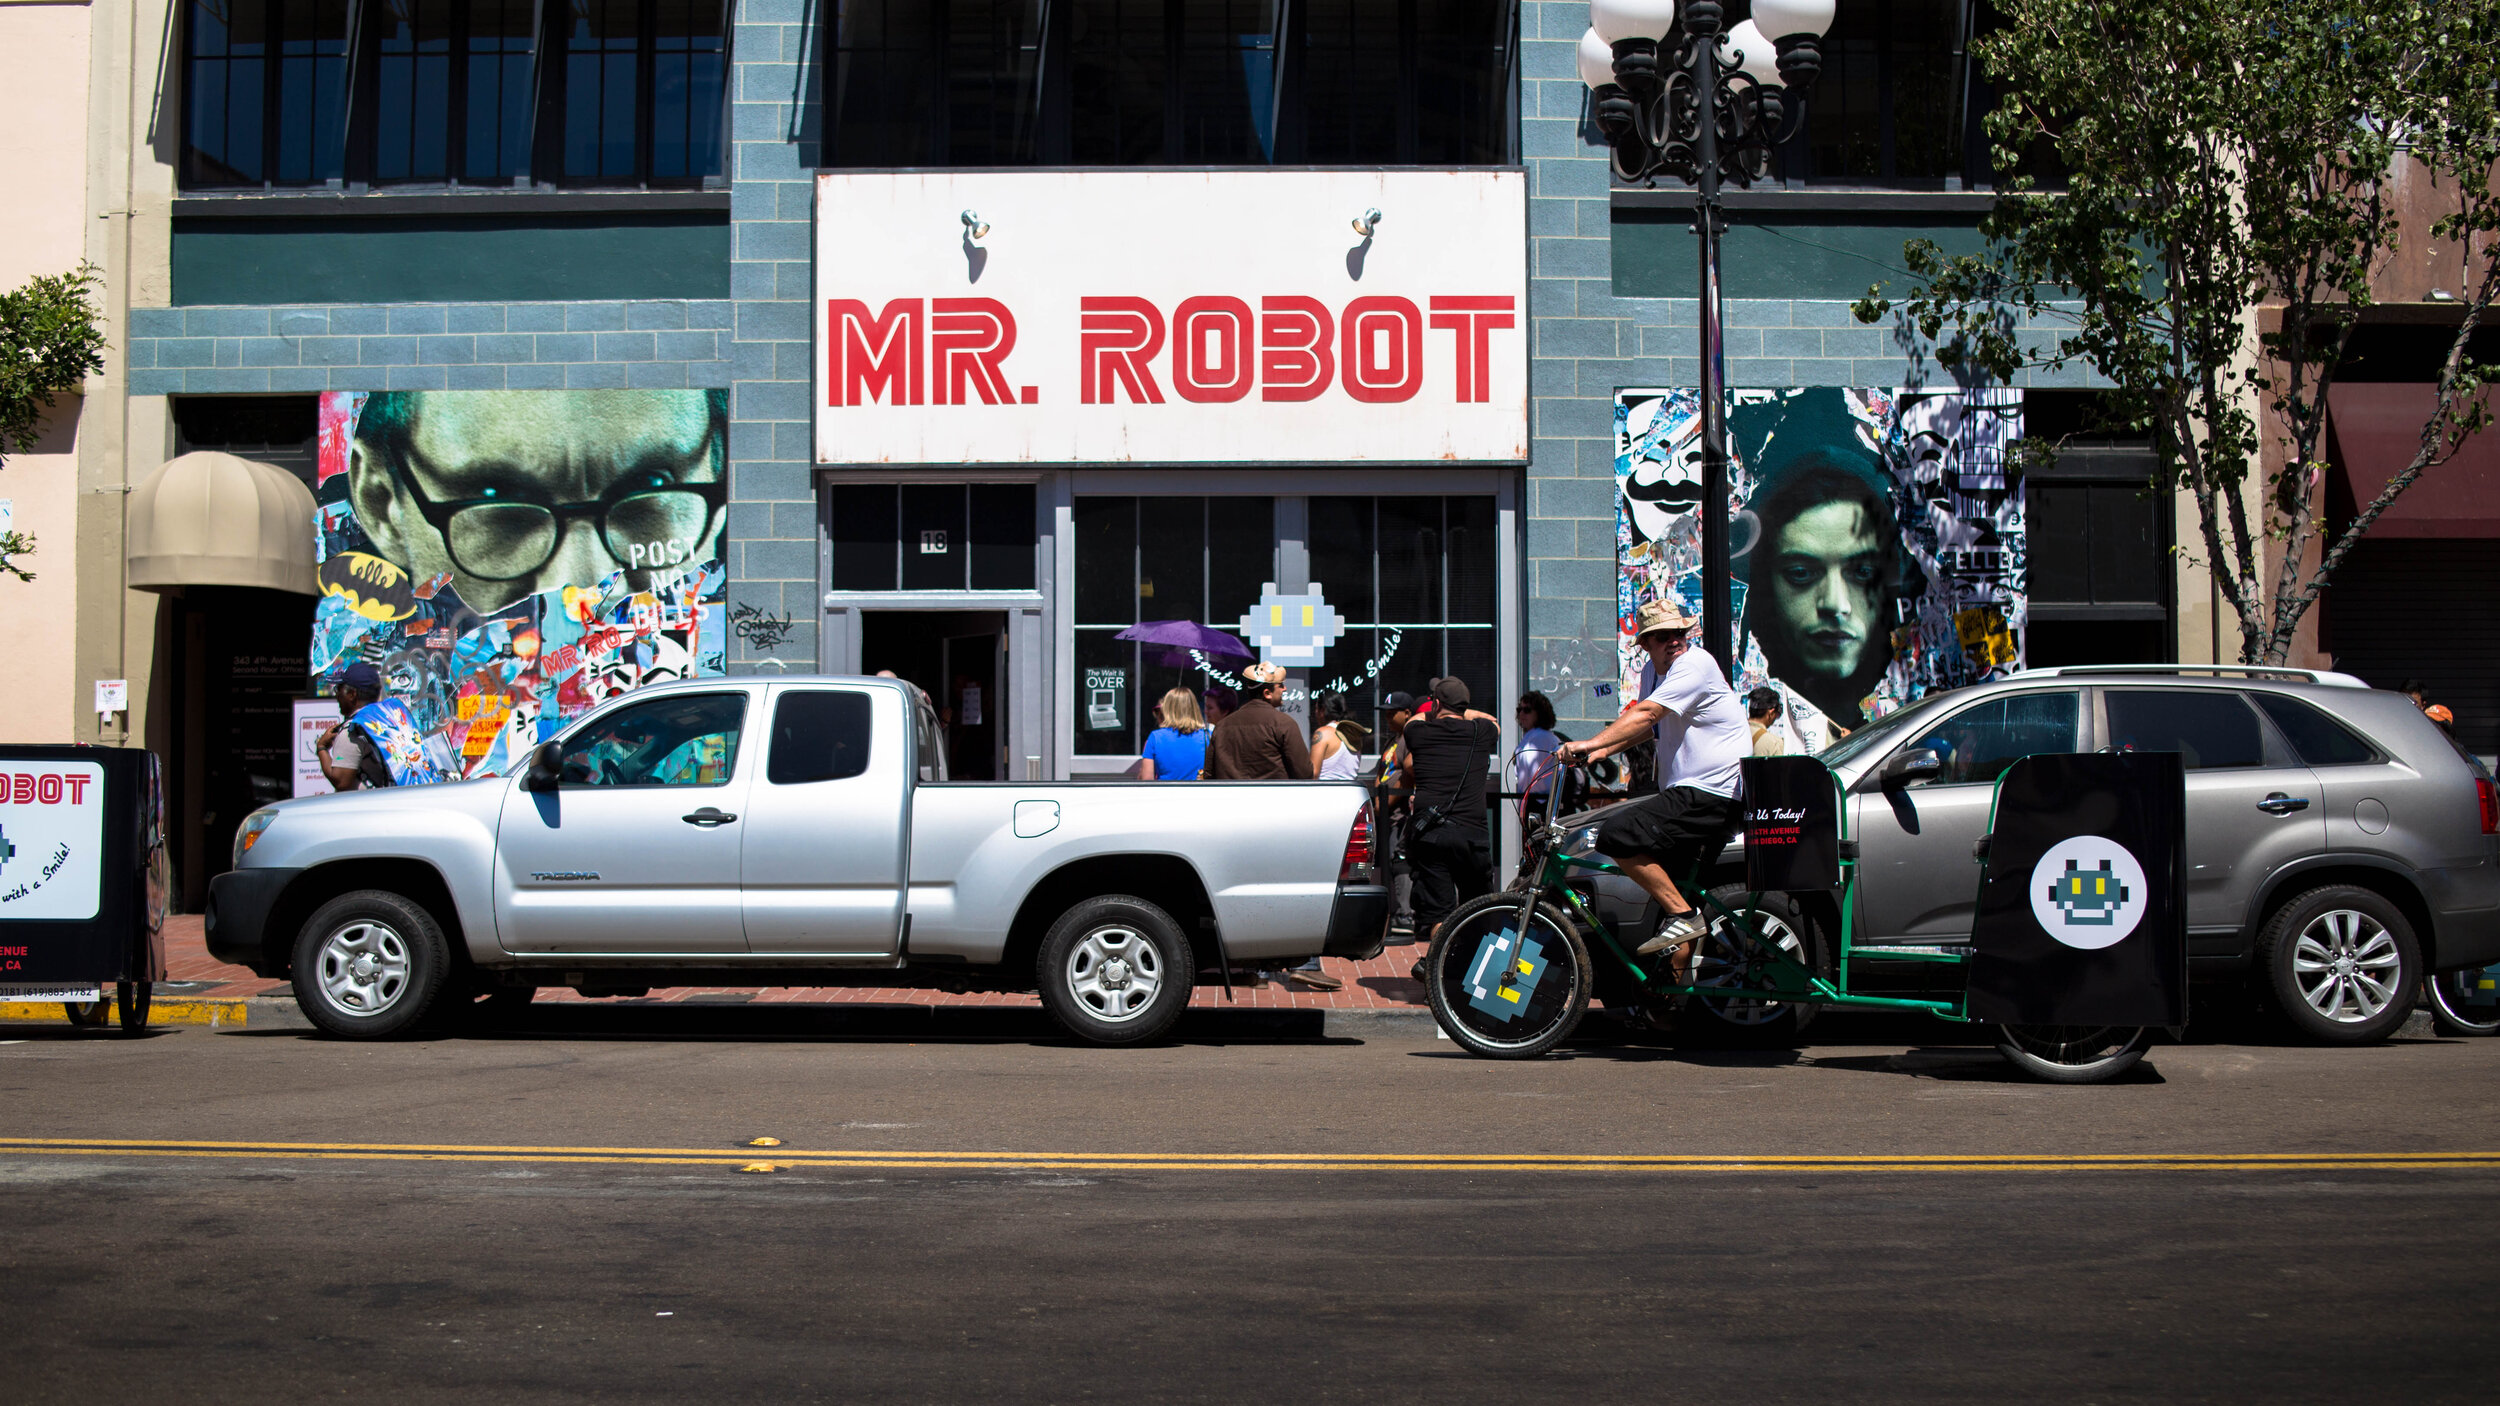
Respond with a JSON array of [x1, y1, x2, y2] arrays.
[[1379, 691, 1417, 714], [337, 662, 383, 694], [1431, 676, 1471, 709]]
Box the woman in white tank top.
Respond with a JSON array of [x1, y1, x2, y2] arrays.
[[1308, 692, 1367, 780]]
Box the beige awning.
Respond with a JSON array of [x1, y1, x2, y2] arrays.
[[126, 450, 319, 595]]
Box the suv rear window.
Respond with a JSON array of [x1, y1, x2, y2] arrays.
[[2105, 690, 2265, 770], [2251, 694, 2379, 768]]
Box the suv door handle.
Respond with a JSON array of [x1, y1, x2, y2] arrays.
[[681, 807, 738, 827], [2256, 793, 2311, 815]]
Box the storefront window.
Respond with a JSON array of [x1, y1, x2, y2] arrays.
[[829, 483, 1038, 592], [1072, 494, 1494, 755]]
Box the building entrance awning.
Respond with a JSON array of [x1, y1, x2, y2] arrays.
[[126, 450, 318, 595]]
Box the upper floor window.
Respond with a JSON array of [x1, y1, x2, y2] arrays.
[[827, 0, 1518, 169], [180, 0, 727, 190]]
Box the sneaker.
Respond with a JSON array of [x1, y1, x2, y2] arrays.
[[1636, 910, 1709, 957]]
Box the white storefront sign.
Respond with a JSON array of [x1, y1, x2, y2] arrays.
[[814, 170, 1528, 465], [0, 761, 105, 922]]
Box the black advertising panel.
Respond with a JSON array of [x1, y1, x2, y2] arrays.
[[1741, 756, 1840, 892], [1966, 752, 2187, 1027], [0, 746, 168, 994]]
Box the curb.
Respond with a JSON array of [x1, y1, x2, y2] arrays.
[[0, 998, 257, 1029]]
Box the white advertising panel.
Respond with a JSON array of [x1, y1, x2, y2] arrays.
[[294, 698, 342, 797], [814, 170, 1528, 464], [0, 761, 105, 921]]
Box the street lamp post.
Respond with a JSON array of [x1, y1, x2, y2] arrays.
[[1578, 0, 1833, 678]]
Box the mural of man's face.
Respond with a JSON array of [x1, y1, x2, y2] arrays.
[[349, 391, 721, 613], [1763, 500, 1886, 682]]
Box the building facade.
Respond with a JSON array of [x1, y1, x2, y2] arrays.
[[61, 0, 2260, 903]]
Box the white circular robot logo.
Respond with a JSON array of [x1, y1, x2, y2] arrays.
[[2026, 835, 2149, 950]]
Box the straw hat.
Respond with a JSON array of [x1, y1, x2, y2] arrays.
[[1633, 600, 1701, 640]]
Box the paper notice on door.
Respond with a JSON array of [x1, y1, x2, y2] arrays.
[[961, 686, 982, 727]]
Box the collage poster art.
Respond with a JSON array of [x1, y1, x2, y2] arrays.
[[1615, 386, 2025, 752], [311, 390, 729, 782]]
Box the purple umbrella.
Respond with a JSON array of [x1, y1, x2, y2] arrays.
[[1114, 619, 1255, 670]]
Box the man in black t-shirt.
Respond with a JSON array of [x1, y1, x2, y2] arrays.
[[1400, 676, 1501, 939]]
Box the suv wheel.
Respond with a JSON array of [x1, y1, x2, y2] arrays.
[[2257, 885, 2420, 1044], [292, 890, 451, 1039]]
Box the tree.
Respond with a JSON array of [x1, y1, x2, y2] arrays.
[[0, 266, 109, 583], [1853, 0, 2500, 664]]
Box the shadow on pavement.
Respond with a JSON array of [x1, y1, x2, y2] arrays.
[[220, 1002, 1365, 1048]]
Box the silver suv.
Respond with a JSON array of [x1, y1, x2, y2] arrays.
[[1594, 666, 2500, 1043]]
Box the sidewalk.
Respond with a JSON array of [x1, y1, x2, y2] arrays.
[[160, 915, 1433, 1013]]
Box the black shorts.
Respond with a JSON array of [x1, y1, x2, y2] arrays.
[[1593, 785, 1740, 875]]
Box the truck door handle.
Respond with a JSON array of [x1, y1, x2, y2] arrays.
[[681, 807, 738, 827], [2256, 793, 2311, 815]]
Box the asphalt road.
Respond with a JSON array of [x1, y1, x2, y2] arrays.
[[4, 1009, 2496, 1403]]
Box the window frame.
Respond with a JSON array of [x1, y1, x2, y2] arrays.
[[1890, 687, 2083, 790], [179, 0, 734, 192], [2099, 687, 2286, 774], [552, 689, 748, 788]]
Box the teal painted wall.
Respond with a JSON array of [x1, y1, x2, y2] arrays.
[[171, 213, 731, 306], [1610, 210, 1990, 303]]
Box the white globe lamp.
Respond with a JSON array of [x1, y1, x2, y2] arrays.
[[1749, 0, 1835, 42], [1716, 20, 1783, 86], [1578, 28, 1620, 89], [1589, 0, 1678, 45]]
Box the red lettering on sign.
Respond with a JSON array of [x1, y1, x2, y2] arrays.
[[1258, 296, 1334, 403], [36, 775, 60, 805], [1341, 296, 1422, 404], [1428, 295, 1516, 404], [930, 298, 1018, 405], [1171, 297, 1254, 404], [828, 298, 924, 407], [10, 775, 27, 804], [1080, 297, 1166, 405], [66, 774, 86, 803]]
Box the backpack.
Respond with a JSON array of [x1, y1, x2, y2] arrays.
[[349, 723, 396, 789]]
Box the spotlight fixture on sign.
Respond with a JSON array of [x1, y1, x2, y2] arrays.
[[1579, 0, 1833, 680], [1350, 208, 1382, 238], [960, 210, 989, 242]]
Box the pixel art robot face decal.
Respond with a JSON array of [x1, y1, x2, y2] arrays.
[[2027, 835, 2149, 950], [1238, 583, 1348, 668]]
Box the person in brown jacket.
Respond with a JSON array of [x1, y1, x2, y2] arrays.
[[1204, 662, 1315, 781]]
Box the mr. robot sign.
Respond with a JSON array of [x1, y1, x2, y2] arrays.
[[0, 763, 104, 922], [815, 171, 1527, 464]]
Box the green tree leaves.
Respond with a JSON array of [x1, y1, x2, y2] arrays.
[[0, 265, 108, 582], [1857, 0, 2500, 664]]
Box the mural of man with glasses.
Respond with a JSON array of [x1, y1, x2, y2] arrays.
[[343, 390, 726, 613], [311, 389, 729, 782]]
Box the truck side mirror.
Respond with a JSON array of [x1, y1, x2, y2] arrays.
[[1880, 747, 1943, 788], [521, 741, 564, 792]]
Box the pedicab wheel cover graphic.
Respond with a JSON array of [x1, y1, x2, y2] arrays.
[[1426, 894, 1589, 1059], [2027, 836, 2148, 950]]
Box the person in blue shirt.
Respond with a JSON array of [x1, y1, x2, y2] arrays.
[[1136, 687, 1212, 780]]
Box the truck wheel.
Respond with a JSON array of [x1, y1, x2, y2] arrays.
[[1037, 896, 1192, 1046], [2257, 885, 2420, 1044], [291, 890, 451, 1039]]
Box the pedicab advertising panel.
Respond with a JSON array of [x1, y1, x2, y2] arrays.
[[0, 746, 170, 1030]]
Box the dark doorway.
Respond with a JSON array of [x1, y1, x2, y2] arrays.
[[161, 585, 319, 911], [861, 610, 1008, 780]]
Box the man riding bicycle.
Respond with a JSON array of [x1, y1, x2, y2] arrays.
[[1556, 601, 1751, 976]]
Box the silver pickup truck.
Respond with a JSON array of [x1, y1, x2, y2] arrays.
[[206, 675, 1387, 1043]]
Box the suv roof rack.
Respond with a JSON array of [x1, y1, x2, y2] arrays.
[[2022, 664, 2370, 688]]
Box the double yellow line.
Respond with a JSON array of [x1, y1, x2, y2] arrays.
[[3, 1137, 2498, 1175]]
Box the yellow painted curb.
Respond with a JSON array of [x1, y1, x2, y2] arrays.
[[0, 999, 247, 1028]]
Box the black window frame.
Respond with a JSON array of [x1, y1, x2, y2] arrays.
[[179, 0, 734, 192], [824, 0, 1521, 169]]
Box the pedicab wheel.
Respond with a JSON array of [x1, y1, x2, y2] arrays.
[[1993, 1024, 2150, 1084], [2424, 970, 2500, 1037], [64, 999, 111, 1027], [1424, 893, 1590, 1059], [116, 981, 152, 1034]]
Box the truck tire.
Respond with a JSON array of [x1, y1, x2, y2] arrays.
[[2257, 884, 2420, 1045], [1037, 895, 1193, 1046], [291, 890, 452, 1039]]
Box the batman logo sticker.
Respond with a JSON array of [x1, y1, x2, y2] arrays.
[[319, 552, 419, 622]]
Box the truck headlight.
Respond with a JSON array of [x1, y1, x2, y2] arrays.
[[234, 809, 279, 867]]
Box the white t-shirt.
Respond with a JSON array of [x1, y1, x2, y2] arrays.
[[1638, 647, 1750, 798]]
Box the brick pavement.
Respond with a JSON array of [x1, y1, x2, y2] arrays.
[[162, 915, 1432, 1011]]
